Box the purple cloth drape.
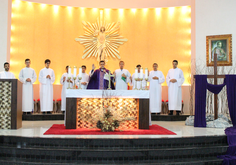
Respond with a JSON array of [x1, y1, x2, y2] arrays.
[[194, 75, 236, 127], [218, 76, 236, 164], [207, 79, 226, 94], [194, 75, 207, 127], [218, 126, 236, 164], [192, 75, 236, 164], [225, 75, 236, 126], [225, 126, 236, 145]]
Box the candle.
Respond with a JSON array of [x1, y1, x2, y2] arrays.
[[68, 66, 71, 77], [140, 68, 143, 79], [145, 68, 148, 79], [134, 68, 138, 79], [73, 66, 77, 78], [79, 67, 82, 78]]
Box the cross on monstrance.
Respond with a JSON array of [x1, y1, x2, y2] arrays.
[[107, 71, 114, 90], [194, 53, 225, 120]]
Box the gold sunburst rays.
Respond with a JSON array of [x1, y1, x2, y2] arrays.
[[75, 19, 128, 61]]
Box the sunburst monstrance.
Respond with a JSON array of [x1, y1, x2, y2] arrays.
[[75, 10, 128, 62]]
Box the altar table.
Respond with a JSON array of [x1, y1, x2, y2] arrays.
[[66, 90, 149, 130]]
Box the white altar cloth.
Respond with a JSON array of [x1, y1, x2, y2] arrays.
[[66, 90, 149, 99]]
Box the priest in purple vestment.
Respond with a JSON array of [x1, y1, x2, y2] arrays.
[[87, 60, 115, 90]]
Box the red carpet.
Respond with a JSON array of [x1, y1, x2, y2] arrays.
[[44, 124, 176, 135]]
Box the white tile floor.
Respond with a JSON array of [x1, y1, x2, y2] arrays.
[[0, 120, 226, 139]]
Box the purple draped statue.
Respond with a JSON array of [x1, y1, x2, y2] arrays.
[[87, 68, 115, 90]]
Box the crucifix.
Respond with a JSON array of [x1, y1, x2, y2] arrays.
[[207, 53, 226, 119], [107, 71, 114, 90], [194, 53, 225, 120]]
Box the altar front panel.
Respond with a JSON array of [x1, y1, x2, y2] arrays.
[[77, 98, 139, 129], [66, 90, 149, 130]]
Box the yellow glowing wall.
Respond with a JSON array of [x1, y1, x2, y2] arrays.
[[10, 0, 191, 85]]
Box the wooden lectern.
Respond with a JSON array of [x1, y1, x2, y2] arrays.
[[0, 79, 22, 129]]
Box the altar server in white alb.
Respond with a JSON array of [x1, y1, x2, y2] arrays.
[[76, 65, 89, 89], [131, 64, 146, 90], [149, 63, 165, 115], [0, 62, 15, 79], [60, 65, 73, 113], [114, 61, 131, 90], [39, 59, 55, 113], [19, 59, 37, 114], [166, 60, 185, 116]]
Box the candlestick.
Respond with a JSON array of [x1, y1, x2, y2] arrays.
[[145, 68, 148, 79], [145, 78, 149, 90], [140, 77, 143, 90], [73, 66, 77, 78], [68, 66, 71, 77], [67, 77, 71, 89], [79, 67, 82, 78], [67, 66, 72, 89], [134, 78, 138, 90], [78, 77, 82, 89], [77, 67, 82, 90], [73, 77, 76, 89], [140, 68, 143, 79], [134, 68, 138, 79]]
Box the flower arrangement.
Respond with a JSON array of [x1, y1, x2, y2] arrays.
[[96, 109, 119, 132], [96, 106, 135, 132], [81, 103, 136, 132], [78, 90, 138, 132], [80, 91, 136, 132]]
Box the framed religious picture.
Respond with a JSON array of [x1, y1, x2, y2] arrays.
[[206, 34, 232, 66]]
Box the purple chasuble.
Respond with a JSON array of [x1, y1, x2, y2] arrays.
[[87, 68, 115, 90]]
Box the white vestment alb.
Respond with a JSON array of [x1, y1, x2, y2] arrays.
[[76, 73, 89, 90], [0, 71, 15, 79], [60, 73, 74, 111], [39, 68, 55, 112], [149, 70, 165, 113], [114, 69, 131, 90], [131, 73, 145, 90], [166, 68, 185, 111], [19, 67, 37, 112]]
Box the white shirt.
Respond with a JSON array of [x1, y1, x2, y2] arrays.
[[166, 68, 185, 110], [38, 67, 55, 112], [114, 69, 131, 90], [76, 73, 89, 89], [60, 73, 74, 111], [19, 67, 37, 112], [148, 70, 165, 113], [0, 71, 15, 79]]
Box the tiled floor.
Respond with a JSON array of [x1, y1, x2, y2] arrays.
[[0, 120, 226, 139]]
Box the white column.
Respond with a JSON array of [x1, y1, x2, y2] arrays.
[[0, 0, 11, 71]]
